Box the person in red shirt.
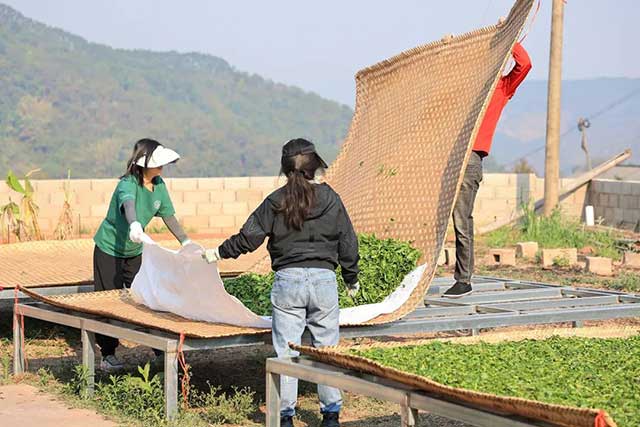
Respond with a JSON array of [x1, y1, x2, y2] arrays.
[[444, 42, 532, 298]]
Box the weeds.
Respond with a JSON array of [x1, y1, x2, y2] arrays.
[[94, 363, 165, 423], [484, 206, 623, 260], [191, 384, 255, 425]]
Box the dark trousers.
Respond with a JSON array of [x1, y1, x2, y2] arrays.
[[93, 245, 142, 357], [452, 151, 483, 285]]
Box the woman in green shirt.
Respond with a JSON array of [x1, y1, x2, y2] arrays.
[[93, 138, 190, 371]]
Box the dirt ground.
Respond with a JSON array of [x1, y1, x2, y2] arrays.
[[0, 383, 118, 427]]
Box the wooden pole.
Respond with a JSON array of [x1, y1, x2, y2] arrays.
[[543, 0, 565, 215]]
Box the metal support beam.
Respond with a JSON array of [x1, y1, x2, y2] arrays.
[[13, 310, 24, 375], [81, 329, 96, 397], [164, 350, 179, 420], [266, 357, 546, 427], [265, 369, 282, 427]]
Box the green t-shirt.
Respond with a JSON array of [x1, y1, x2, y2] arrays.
[[94, 175, 175, 258]]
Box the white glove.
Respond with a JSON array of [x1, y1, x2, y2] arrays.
[[202, 247, 222, 264], [180, 238, 192, 247], [129, 221, 144, 243], [347, 281, 360, 298]]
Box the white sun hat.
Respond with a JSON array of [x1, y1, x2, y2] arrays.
[[135, 146, 180, 168]]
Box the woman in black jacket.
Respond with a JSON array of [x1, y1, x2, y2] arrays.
[[204, 138, 359, 427]]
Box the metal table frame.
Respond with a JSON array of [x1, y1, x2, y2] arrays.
[[11, 276, 640, 419], [265, 357, 550, 427]]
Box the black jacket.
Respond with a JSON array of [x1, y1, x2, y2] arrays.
[[219, 183, 359, 285]]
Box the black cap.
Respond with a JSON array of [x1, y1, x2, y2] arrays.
[[282, 138, 328, 168]]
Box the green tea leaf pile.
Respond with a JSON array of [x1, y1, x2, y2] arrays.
[[223, 234, 421, 316], [352, 336, 640, 427]]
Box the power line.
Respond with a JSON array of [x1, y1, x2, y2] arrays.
[[504, 86, 640, 167]]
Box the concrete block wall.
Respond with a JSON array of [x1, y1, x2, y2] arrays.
[[589, 179, 640, 229], [0, 172, 610, 240], [0, 176, 285, 239], [473, 173, 587, 228]]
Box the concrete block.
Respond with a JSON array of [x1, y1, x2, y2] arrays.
[[623, 209, 637, 223], [489, 248, 516, 266], [249, 176, 279, 189], [75, 190, 106, 206], [494, 186, 517, 199], [516, 241, 538, 258], [181, 215, 209, 230], [630, 183, 640, 196], [444, 247, 456, 266], [234, 215, 250, 228], [622, 252, 640, 268], [90, 204, 110, 218], [482, 174, 510, 186], [169, 178, 199, 191], [209, 215, 235, 228], [183, 191, 210, 204], [90, 179, 119, 192], [235, 188, 264, 202], [32, 179, 64, 193], [209, 189, 237, 203], [222, 201, 249, 216], [621, 195, 639, 210], [541, 248, 578, 267], [585, 256, 613, 276], [197, 178, 224, 190], [196, 203, 222, 216], [175, 203, 197, 216], [223, 177, 251, 190]]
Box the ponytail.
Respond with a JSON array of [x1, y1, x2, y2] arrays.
[[277, 152, 324, 230]]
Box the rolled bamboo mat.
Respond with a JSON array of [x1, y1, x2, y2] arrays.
[[292, 342, 617, 427], [252, 0, 537, 325]]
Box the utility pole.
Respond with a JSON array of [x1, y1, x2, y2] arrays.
[[543, 0, 565, 216]]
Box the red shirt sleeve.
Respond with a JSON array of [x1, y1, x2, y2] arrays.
[[502, 42, 532, 97]]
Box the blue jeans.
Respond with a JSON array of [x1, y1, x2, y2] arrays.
[[271, 268, 342, 417]]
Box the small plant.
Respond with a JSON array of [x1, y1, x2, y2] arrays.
[[1, 351, 10, 383], [53, 169, 74, 240], [5, 169, 43, 240], [552, 255, 570, 268], [95, 363, 165, 423], [0, 197, 26, 242], [37, 367, 54, 386], [64, 364, 90, 398], [191, 385, 255, 425]]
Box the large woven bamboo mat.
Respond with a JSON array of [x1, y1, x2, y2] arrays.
[[0, 238, 266, 288], [19, 286, 269, 338], [292, 343, 616, 427], [251, 0, 536, 324]]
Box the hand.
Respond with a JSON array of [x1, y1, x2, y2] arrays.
[[180, 238, 192, 247], [346, 281, 360, 298], [129, 221, 144, 243], [202, 247, 222, 264]]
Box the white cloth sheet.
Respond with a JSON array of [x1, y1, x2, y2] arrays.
[[130, 238, 427, 328]]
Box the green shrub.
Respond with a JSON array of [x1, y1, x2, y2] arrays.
[[223, 233, 421, 315]]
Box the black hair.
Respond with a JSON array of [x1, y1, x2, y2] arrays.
[[276, 150, 325, 231], [122, 138, 161, 186]]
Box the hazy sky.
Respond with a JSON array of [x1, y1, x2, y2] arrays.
[[5, 0, 640, 106]]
